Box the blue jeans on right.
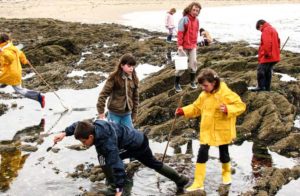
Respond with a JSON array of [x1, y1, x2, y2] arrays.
[[107, 111, 133, 128]]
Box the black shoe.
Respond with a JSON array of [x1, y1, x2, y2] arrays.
[[190, 82, 197, 89], [175, 83, 182, 92], [249, 87, 265, 92], [175, 76, 182, 92], [0, 84, 7, 88]]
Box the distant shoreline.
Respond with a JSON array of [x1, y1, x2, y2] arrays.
[[0, 0, 299, 23]]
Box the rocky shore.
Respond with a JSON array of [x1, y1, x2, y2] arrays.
[[0, 18, 299, 195]]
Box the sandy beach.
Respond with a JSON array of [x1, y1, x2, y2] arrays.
[[0, 0, 300, 23]]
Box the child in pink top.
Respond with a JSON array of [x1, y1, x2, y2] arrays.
[[165, 8, 176, 42]]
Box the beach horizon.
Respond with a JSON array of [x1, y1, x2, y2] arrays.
[[0, 0, 300, 23]]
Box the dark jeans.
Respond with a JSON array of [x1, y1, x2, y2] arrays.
[[119, 135, 163, 171], [197, 144, 230, 163], [257, 62, 276, 91]]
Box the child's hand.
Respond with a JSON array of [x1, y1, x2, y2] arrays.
[[178, 46, 184, 52], [220, 104, 228, 114], [54, 132, 66, 143], [175, 108, 184, 116]]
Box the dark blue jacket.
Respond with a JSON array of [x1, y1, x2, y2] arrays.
[[65, 120, 144, 189]]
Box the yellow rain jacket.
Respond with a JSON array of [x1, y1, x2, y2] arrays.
[[0, 41, 28, 86], [182, 82, 246, 146]]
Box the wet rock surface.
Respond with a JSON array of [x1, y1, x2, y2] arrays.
[[0, 103, 8, 116], [65, 144, 89, 151], [0, 18, 299, 194], [0, 18, 170, 91], [242, 165, 300, 196]]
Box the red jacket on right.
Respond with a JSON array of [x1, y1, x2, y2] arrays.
[[177, 14, 199, 49], [258, 22, 280, 64]]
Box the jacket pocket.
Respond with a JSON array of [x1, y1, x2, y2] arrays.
[[214, 119, 231, 130]]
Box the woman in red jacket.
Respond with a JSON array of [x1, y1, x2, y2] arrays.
[[251, 19, 280, 92], [175, 2, 201, 92]]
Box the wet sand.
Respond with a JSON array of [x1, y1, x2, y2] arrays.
[[0, 0, 299, 23]]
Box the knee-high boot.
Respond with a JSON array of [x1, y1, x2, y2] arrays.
[[186, 163, 206, 191], [156, 164, 189, 191]]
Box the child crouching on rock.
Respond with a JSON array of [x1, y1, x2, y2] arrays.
[[176, 68, 246, 191], [54, 120, 189, 196]]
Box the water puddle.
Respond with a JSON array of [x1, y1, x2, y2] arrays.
[[294, 115, 300, 129], [0, 64, 299, 195], [121, 4, 300, 53], [277, 178, 300, 196]]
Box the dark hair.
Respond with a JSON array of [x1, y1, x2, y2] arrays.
[[183, 2, 201, 16], [197, 68, 220, 91], [74, 121, 95, 140], [256, 19, 266, 30], [0, 33, 10, 44], [199, 28, 205, 34], [110, 53, 139, 88]]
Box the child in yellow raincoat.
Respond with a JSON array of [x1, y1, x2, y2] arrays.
[[0, 33, 45, 108], [176, 68, 246, 191]]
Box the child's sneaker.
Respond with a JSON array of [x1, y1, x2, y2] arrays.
[[38, 94, 45, 108]]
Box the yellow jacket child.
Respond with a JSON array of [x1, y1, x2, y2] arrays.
[[183, 81, 245, 146], [0, 40, 28, 85], [176, 68, 246, 191], [0, 33, 45, 108]]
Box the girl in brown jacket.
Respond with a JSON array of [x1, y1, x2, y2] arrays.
[[97, 54, 139, 128]]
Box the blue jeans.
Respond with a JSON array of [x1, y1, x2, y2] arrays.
[[107, 111, 133, 128]]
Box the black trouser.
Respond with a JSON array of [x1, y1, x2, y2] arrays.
[[197, 144, 230, 163], [257, 62, 276, 91], [119, 135, 163, 171]]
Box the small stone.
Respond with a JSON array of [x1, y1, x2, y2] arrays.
[[38, 157, 45, 162], [51, 147, 60, 153], [11, 102, 17, 108], [20, 144, 38, 152], [75, 164, 85, 172]]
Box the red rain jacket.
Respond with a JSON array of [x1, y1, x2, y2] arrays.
[[258, 22, 280, 64], [177, 14, 199, 49]]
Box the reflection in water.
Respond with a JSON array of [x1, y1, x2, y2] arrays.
[[173, 145, 181, 154], [0, 119, 45, 192], [13, 118, 45, 141], [185, 139, 193, 155], [0, 141, 29, 192], [251, 141, 272, 178]]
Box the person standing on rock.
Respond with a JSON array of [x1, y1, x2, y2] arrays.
[[165, 8, 176, 42], [54, 120, 189, 196], [96, 54, 140, 191], [97, 54, 139, 128], [251, 19, 280, 92], [175, 2, 201, 92], [175, 68, 246, 191], [0, 33, 45, 108]]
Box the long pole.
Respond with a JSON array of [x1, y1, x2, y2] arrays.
[[161, 89, 186, 162], [28, 62, 69, 110], [280, 36, 290, 52]]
